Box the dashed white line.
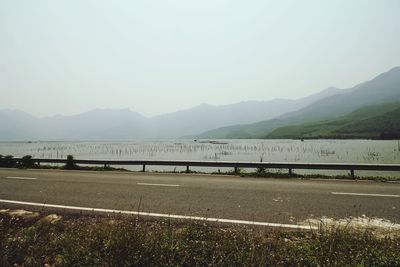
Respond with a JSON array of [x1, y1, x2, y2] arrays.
[[0, 199, 316, 230], [4, 177, 37, 180], [331, 192, 400, 198], [137, 182, 180, 187]]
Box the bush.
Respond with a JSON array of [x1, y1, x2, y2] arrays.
[[20, 155, 35, 169], [0, 155, 17, 168], [64, 155, 77, 170]]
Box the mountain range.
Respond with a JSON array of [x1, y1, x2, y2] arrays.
[[0, 84, 341, 140], [1, 66, 399, 140], [194, 66, 400, 139]]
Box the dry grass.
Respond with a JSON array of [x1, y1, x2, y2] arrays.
[[1, 210, 400, 266]]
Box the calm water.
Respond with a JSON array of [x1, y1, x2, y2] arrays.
[[1, 140, 399, 177]]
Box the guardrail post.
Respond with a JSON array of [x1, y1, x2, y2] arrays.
[[289, 168, 292, 175], [104, 164, 107, 169], [350, 169, 355, 179], [142, 165, 146, 172], [234, 167, 239, 174], [186, 166, 190, 173]]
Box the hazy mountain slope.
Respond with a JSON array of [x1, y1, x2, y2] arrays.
[[195, 66, 400, 139], [148, 100, 296, 138], [184, 87, 344, 138], [38, 108, 151, 140], [278, 66, 400, 121], [266, 102, 400, 139], [149, 86, 343, 138], [0, 108, 151, 140], [294, 86, 342, 106], [0, 85, 342, 140], [0, 109, 41, 140]]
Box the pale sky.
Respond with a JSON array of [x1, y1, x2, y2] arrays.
[[0, 0, 399, 117]]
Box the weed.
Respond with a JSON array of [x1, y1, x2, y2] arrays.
[[0, 211, 399, 266]]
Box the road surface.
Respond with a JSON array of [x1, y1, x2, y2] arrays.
[[0, 168, 399, 228]]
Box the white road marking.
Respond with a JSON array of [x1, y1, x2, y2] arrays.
[[0, 199, 316, 230], [4, 177, 37, 180], [331, 192, 400, 198], [137, 182, 180, 187]]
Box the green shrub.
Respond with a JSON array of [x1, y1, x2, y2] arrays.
[[20, 155, 35, 168], [0, 155, 17, 168], [64, 155, 77, 170]]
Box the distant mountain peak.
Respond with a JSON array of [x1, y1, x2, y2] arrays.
[[0, 109, 37, 118], [324, 86, 340, 91], [388, 66, 400, 72], [197, 103, 213, 108], [92, 107, 132, 112]]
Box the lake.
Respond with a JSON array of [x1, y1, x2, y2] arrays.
[[1, 139, 399, 177]]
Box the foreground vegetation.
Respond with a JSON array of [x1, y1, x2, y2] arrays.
[[0, 154, 126, 172], [1, 210, 400, 266]]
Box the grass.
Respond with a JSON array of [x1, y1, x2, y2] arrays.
[[238, 170, 400, 182], [148, 169, 400, 182], [1, 209, 399, 266], [35, 164, 129, 172]]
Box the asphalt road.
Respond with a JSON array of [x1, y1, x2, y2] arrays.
[[0, 168, 399, 226]]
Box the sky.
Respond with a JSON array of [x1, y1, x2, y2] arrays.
[[0, 0, 399, 117]]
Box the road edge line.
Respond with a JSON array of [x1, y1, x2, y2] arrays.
[[0, 199, 316, 230], [331, 192, 400, 198]]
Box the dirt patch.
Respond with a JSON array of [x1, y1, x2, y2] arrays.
[[0, 209, 39, 220], [39, 214, 62, 224], [300, 216, 400, 236]]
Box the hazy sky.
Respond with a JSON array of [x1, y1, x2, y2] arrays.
[[1, 0, 399, 117]]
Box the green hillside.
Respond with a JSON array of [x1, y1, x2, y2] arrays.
[[195, 66, 400, 139], [266, 102, 400, 139]]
